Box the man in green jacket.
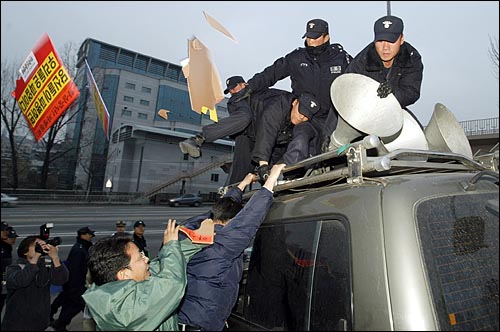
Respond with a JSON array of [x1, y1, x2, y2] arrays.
[[82, 219, 205, 331]]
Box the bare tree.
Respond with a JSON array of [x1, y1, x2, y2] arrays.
[[488, 35, 499, 80], [1, 40, 83, 189], [0, 59, 30, 189]]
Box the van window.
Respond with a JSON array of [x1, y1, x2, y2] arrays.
[[238, 219, 352, 330], [417, 192, 499, 331]]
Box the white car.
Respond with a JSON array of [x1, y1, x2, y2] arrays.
[[1, 193, 18, 207]]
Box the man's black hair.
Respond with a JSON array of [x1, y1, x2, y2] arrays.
[[211, 197, 243, 223], [17, 235, 38, 258]]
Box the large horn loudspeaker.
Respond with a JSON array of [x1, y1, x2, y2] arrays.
[[329, 73, 404, 150], [424, 103, 473, 158], [377, 110, 429, 160]]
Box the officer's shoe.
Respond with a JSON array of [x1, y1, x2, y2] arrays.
[[179, 134, 205, 158]]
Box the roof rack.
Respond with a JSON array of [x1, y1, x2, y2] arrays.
[[219, 135, 494, 197]]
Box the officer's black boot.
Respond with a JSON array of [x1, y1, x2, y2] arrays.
[[179, 134, 205, 158]]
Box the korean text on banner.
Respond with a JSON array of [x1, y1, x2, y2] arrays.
[[14, 33, 80, 142], [84, 59, 110, 140]]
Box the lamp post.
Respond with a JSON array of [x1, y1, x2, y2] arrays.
[[105, 178, 112, 202]]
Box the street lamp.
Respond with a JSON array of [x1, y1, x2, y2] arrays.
[[105, 178, 112, 202]]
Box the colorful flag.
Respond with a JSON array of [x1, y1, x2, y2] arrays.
[[84, 59, 110, 140]]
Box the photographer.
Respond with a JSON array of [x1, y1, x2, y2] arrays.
[[1, 235, 68, 331]]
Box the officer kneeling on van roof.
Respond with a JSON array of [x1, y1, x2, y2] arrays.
[[253, 93, 321, 182]]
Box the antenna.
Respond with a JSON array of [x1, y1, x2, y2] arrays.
[[387, 1, 391, 15]]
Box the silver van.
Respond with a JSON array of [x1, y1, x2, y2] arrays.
[[226, 145, 499, 331]]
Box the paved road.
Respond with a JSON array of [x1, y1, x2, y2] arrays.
[[2, 203, 211, 259]]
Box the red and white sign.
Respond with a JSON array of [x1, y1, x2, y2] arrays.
[[14, 33, 80, 141]]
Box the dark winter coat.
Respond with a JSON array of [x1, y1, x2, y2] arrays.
[[346, 41, 423, 108], [247, 42, 352, 123], [1, 257, 69, 331]]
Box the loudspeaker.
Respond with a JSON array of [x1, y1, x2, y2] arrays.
[[328, 73, 404, 149], [378, 110, 429, 160], [424, 103, 473, 158]]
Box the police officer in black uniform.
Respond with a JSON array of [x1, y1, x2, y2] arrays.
[[251, 93, 321, 182], [245, 18, 352, 174], [346, 15, 424, 126], [51, 226, 95, 331], [131, 220, 149, 259]]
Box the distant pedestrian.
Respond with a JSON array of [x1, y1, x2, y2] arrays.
[[50, 227, 95, 331], [131, 220, 149, 259], [1, 236, 68, 331]]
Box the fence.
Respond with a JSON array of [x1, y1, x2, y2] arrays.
[[460, 117, 499, 136]]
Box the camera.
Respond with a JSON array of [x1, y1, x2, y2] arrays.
[[35, 223, 62, 255]]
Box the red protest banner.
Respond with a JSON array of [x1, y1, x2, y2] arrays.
[[14, 33, 80, 141]]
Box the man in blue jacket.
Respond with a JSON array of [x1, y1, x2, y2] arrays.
[[177, 163, 285, 331]]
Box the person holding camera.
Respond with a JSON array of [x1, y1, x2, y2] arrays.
[[1, 235, 68, 331]]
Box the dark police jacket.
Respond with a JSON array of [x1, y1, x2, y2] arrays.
[[132, 233, 149, 258], [346, 41, 423, 108], [249, 90, 295, 164], [63, 237, 93, 294], [177, 186, 275, 331], [247, 42, 352, 126]]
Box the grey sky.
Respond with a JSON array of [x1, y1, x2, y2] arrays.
[[1, 1, 499, 125]]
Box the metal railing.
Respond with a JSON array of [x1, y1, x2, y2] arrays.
[[460, 117, 499, 136]]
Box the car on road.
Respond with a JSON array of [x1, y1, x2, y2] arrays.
[[169, 193, 202, 207], [1, 193, 18, 207]]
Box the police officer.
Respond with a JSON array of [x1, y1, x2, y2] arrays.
[[245, 18, 352, 154], [112, 220, 130, 238], [346, 15, 424, 125], [252, 93, 321, 181], [132, 220, 149, 259], [51, 226, 95, 331]]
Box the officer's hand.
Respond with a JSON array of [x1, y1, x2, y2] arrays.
[[256, 164, 270, 185], [377, 81, 392, 98]]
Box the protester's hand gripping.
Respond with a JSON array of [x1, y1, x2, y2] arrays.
[[377, 81, 393, 98], [263, 164, 286, 191], [237, 173, 256, 192], [256, 164, 270, 185]]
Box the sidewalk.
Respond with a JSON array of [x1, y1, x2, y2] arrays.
[[45, 286, 85, 331]]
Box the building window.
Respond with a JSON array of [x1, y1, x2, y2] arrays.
[[123, 96, 134, 103], [211, 174, 219, 182], [141, 86, 152, 94], [140, 99, 150, 106], [125, 82, 136, 90], [138, 113, 148, 120], [183, 154, 189, 160], [122, 109, 132, 117]]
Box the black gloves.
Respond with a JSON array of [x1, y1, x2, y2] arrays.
[[377, 81, 392, 98], [256, 164, 270, 185], [231, 86, 253, 103]]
